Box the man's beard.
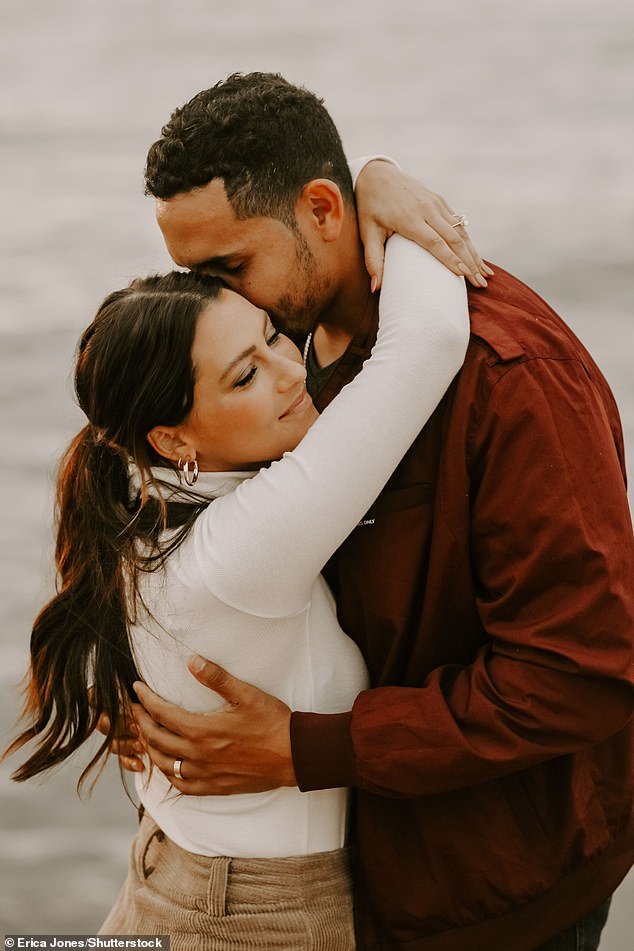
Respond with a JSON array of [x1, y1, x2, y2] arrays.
[[270, 230, 328, 337]]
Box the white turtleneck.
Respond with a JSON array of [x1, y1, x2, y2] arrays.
[[131, 236, 469, 858]]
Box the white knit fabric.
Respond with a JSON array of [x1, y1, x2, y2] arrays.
[[132, 236, 469, 858], [347, 154, 399, 187]]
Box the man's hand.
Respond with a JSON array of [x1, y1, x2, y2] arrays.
[[131, 655, 296, 795], [356, 160, 494, 290], [96, 710, 145, 773]]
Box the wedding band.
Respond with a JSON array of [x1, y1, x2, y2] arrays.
[[173, 758, 183, 780], [451, 214, 469, 229]]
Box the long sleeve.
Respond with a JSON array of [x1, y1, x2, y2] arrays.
[[189, 236, 468, 617], [347, 355, 634, 795], [348, 154, 399, 187]]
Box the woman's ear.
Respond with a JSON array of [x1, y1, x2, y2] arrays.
[[146, 425, 194, 464], [296, 179, 345, 241]]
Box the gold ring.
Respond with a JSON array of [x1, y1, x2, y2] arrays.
[[173, 758, 183, 780]]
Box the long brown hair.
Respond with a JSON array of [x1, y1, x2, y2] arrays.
[[4, 271, 222, 788]]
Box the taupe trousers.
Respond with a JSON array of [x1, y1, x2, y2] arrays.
[[99, 813, 356, 950]]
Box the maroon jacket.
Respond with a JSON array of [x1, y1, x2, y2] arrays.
[[291, 266, 634, 950]]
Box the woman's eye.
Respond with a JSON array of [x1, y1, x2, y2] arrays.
[[224, 263, 244, 275], [234, 366, 257, 388], [267, 330, 281, 346]]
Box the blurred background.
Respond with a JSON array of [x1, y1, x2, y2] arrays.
[[1, 0, 632, 945]]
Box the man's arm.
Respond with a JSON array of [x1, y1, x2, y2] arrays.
[[293, 352, 634, 796], [133, 348, 634, 797]]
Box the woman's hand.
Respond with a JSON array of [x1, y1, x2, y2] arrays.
[[355, 160, 493, 290]]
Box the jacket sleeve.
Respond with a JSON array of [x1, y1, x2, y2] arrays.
[[291, 352, 634, 794]]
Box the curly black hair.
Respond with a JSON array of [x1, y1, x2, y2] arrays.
[[144, 72, 354, 227]]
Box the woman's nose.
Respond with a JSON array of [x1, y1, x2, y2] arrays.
[[276, 355, 307, 392]]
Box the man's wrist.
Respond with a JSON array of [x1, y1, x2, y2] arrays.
[[290, 709, 360, 791]]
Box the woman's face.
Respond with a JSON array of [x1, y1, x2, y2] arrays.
[[156, 289, 319, 472]]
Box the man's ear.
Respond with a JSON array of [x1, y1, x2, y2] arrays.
[[146, 425, 194, 464], [296, 179, 345, 241]]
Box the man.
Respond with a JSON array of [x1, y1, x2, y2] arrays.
[[125, 73, 634, 950]]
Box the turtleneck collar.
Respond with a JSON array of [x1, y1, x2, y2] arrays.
[[131, 465, 259, 504]]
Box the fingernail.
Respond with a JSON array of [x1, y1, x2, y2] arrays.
[[132, 681, 142, 694], [475, 274, 488, 288], [483, 265, 495, 276], [370, 275, 378, 294], [189, 654, 206, 672]]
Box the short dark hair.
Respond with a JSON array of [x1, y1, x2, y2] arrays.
[[144, 72, 354, 226]]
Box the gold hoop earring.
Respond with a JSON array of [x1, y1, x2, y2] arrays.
[[178, 456, 199, 487]]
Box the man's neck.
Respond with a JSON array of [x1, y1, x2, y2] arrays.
[[312, 224, 373, 367], [312, 323, 353, 369]]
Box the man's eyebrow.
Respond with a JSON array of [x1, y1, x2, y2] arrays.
[[219, 313, 268, 383]]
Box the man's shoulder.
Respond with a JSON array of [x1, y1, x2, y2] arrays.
[[455, 265, 623, 458], [465, 264, 587, 368]]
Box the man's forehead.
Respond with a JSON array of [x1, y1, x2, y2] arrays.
[[155, 183, 253, 266], [155, 179, 234, 229]]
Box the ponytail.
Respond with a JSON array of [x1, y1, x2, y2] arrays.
[[3, 271, 220, 789], [6, 425, 139, 787]]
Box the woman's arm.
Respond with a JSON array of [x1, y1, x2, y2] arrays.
[[192, 236, 469, 617]]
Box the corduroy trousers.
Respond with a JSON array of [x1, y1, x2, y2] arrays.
[[99, 812, 356, 950]]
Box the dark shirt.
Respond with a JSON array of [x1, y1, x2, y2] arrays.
[[305, 334, 339, 398], [291, 266, 634, 950]]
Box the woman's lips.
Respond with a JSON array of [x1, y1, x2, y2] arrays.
[[280, 388, 312, 419]]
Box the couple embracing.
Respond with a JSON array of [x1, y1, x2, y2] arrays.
[[6, 73, 634, 951]]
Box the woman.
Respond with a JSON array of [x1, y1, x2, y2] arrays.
[[6, 236, 468, 948]]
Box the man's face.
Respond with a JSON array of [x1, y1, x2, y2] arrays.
[[156, 179, 330, 336]]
